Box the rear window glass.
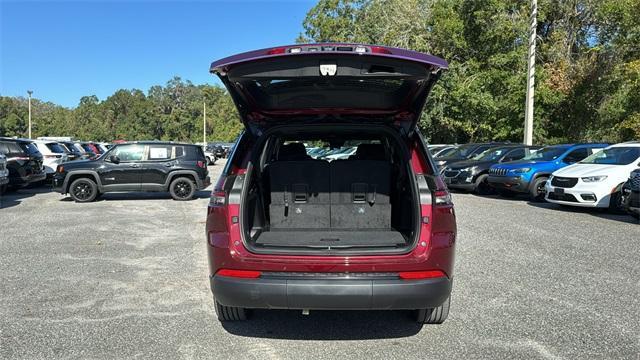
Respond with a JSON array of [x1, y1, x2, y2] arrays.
[[277, 138, 385, 162], [19, 142, 40, 155], [174, 146, 185, 158], [46, 143, 67, 153], [148, 145, 172, 160]]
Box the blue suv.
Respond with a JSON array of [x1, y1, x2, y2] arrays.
[[487, 143, 609, 201]]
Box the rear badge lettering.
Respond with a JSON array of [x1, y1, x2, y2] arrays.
[[320, 63, 337, 76]]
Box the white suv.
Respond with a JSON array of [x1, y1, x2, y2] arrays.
[[545, 142, 640, 210], [32, 140, 69, 176]]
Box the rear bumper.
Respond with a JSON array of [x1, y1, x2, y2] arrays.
[[211, 274, 452, 310], [487, 175, 529, 193]]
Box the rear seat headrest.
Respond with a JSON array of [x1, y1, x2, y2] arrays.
[[352, 143, 386, 160], [278, 143, 310, 161]]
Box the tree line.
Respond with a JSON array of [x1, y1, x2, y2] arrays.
[[299, 0, 639, 144], [1, 0, 638, 144], [0, 77, 243, 143]]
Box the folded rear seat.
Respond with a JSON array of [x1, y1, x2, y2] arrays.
[[330, 144, 392, 229], [268, 143, 331, 229]]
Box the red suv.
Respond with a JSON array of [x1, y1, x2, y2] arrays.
[[206, 44, 456, 324]]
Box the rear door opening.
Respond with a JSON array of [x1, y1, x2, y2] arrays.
[[238, 124, 421, 255]]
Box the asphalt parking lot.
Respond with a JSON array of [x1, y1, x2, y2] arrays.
[[1, 160, 638, 359]]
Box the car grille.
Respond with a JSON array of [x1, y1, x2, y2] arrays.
[[548, 193, 579, 202], [489, 168, 508, 176], [551, 176, 578, 188], [630, 172, 640, 191], [444, 170, 460, 178]]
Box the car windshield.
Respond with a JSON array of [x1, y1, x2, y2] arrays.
[[435, 147, 458, 157], [523, 146, 568, 161], [442, 145, 476, 158], [473, 147, 510, 161], [579, 147, 640, 165]]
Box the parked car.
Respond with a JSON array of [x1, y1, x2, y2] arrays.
[[75, 142, 97, 158], [621, 169, 640, 219], [206, 43, 456, 323], [0, 153, 9, 193], [545, 143, 640, 211], [442, 145, 541, 194], [432, 145, 458, 158], [0, 137, 46, 188], [58, 141, 86, 160], [428, 144, 452, 155], [32, 140, 69, 178], [488, 143, 609, 201], [433, 142, 508, 169], [53, 141, 210, 202], [203, 147, 217, 165]]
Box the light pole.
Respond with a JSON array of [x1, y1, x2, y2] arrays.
[[523, 0, 537, 146], [27, 90, 33, 139], [203, 100, 207, 145]]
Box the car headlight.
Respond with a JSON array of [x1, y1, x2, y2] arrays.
[[581, 175, 607, 182], [512, 167, 531, 174]]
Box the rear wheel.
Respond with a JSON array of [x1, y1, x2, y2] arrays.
[[69, 178, 98, 203], [170, 177, 195, 200], [215, 300, 248, 321], [416, 296, 450, 324], [474, 174, 493, 195], [530, 177, 548, 202], [608, 189, 624, 214]]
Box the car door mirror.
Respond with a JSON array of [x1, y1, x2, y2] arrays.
[[109, 155, 120, 164]]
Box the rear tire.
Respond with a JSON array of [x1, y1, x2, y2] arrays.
[[608, 189, 624, 214], [170, 177, 195, 200], [69, 178, 98, 203], [215, 300, 248, 321], [474, 174, 493, 195], [416, 296, 450, 324], [530, 177, 548, 202]]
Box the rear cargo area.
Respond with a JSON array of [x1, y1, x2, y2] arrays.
[[241, 126, 418, 254]]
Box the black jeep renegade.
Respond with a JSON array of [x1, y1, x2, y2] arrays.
[[53, 141, 210, 202]]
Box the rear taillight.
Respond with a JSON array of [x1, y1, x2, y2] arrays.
[[197, 160, 206, 169], [434, 189, 453, 206], [217, 269, 261, 278], [210, 190, 226, 206], [398, 270, 447, 280], [57, 165, 64, 173]]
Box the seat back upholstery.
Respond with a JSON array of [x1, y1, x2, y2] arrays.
[[268, 160, 330, 229]]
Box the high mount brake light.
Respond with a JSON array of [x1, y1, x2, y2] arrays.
[[265, 45, 390, 55], [217, 269, 262, 278], [371, 46, 392, 54], [398, 270, 447, 280], [267, 47, 286, 55]]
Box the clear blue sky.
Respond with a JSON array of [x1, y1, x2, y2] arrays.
[[0, 0, 315, 107]]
